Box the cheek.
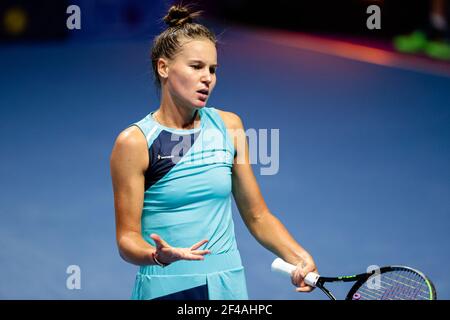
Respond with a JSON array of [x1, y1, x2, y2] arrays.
[[210, 77, 217, 90], [169, 70, 195, 94]]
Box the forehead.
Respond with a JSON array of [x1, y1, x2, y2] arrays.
[[176, 38, 217, 63]]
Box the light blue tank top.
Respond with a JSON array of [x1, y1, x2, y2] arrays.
[[129, 107, 248, 300]]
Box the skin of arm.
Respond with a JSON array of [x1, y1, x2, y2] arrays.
[[110, 126, 156, 266], [217, 109, 317, 291]]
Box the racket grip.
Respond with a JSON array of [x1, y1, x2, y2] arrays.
[[304, 272, 320, 287], [271, 258, 296, 275], [271, 258, 320, 287]]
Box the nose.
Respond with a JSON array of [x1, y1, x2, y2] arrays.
[[200, 70, 212, 85]]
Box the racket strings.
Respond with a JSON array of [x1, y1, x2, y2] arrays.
[[354, 269, 431, 300], [383, 270, 430, 300], [382, 272, 429, 299]]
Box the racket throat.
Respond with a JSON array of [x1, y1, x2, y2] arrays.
[[318, 284, 337, 300]]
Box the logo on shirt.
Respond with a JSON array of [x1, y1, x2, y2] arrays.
[[157, 154, 175, 160]]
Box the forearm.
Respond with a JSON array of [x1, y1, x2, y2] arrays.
[[247, 212, 312, 266], [117, 232, 156, 266]]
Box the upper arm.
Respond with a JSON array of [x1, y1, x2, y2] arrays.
[[216, 109, 270, 227], [110, 126, 149, 243]]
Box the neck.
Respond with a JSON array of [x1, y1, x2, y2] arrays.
[[155, 104, 200, 130]]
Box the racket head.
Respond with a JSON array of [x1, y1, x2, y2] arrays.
[[346, 265, 437, 300]]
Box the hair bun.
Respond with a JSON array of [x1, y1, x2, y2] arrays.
[[163, 4, 199, 27]]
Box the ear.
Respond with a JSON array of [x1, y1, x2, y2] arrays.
[[157, 58, 169, 79]]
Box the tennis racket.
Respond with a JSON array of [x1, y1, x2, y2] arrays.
[[271, 258, 437, 300]]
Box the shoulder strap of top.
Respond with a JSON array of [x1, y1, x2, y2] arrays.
[[128, 112, 161, 149], [201, 107, 236, 157]]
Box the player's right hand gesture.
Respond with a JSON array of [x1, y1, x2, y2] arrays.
[[150, 233, 211, 266]]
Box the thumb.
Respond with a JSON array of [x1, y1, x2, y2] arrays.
[[296, 286, 314, 293], [150, 233, 168, 250]]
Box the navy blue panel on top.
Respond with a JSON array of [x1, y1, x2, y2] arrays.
[[144, 130, 200, 190]]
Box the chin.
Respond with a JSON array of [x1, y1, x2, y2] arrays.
[[194, 101, 207, 108]]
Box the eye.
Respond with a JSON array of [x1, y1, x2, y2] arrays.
[[209, 67, 216, 74], [191, 65, 202, 70]]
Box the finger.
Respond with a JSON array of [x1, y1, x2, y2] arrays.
[[291, 269, 306, 287], [296, 286, 314, 293], [190, 249, 211, 255], [190, 239, 209, 250], [292, 277, 306, 288], [150, 234, 169, 250], [182, 254, 206, 261]]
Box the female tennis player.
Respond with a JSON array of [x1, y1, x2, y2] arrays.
[[110, 3, 318, 300]]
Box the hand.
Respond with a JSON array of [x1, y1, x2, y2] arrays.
[[291, 254, 318, 293], [150, 233, 211, 265]]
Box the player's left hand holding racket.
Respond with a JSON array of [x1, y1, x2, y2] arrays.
[[287, 254, 319, 293], [272, 258, 437, 300]]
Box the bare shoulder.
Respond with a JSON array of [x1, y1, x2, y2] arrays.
[[215, 108, 244, 130], [110, 125, 148, 171], [113, 125, 147, 151]]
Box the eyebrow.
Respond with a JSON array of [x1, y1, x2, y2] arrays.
[[188, 60, 218, 67]]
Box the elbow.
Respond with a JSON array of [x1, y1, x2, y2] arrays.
[[117, 235, 131, 263], [117, 244, 126, 263], [117, 246, 128, 262], [246, 210, 271, 233]]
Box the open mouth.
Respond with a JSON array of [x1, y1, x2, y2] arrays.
[[197, 89, 209, 101], [197, 89, 209, 95]]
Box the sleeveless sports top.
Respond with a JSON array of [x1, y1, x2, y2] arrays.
[[129, 107, 248, 300]]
